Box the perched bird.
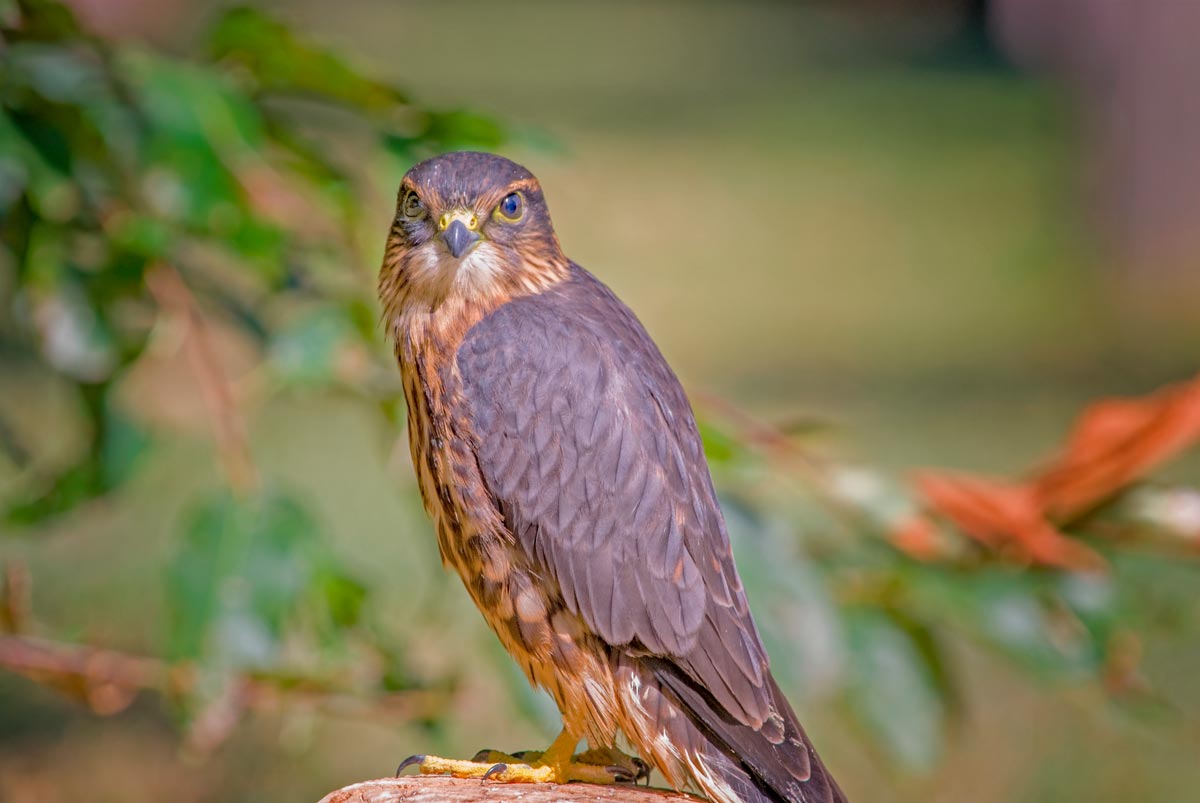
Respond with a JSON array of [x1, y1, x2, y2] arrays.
[[380, 152, 847, 803]]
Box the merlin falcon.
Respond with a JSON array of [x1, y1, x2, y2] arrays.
[[380, 152, 847, 803]]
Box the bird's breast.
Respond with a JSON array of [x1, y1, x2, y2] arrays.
[[394, 313, 625, 744], [398, 323, 482, 567]]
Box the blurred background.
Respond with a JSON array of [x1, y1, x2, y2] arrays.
[[1, 1, 1198, 802]]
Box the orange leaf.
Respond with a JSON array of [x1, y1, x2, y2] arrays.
[[1034, 374, 1200, 519], [914, 472, 1104, 569], [888, 515, 944, 561]]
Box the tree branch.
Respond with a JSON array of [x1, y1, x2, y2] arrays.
[[145, 263, 260, 495], [318, 777, 702, 803], [0, 634, 444, 720]]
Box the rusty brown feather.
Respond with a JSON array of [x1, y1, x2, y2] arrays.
[[379, 152, 848, 803]]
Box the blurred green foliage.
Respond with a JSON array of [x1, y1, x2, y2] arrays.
[[0, 0, 501, 739], [0, 0, 1197, 790]]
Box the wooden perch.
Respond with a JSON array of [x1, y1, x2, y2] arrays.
[[318, 777, 703, 803]]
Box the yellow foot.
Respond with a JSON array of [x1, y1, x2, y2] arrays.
[[396, 747, 649, 785], [575, 747, 651, 785]]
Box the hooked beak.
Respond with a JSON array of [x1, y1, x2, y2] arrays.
[[438, 210, 481, 258]]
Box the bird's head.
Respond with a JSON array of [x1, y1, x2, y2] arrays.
[[380, 152, 569, 315]]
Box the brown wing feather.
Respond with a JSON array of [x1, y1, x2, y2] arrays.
[[457, 264, 846, 803], [457, 264, 769, 724]]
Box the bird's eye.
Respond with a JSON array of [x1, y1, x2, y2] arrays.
[[495, 192, 523, 222], [401, 191, 424, 219]]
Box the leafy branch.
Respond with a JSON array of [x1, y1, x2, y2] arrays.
[[0, 0, 496, 750]]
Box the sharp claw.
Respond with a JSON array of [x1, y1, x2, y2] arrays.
[[633, 757, 651, 784], [395, 754, 426, 777], [482, 763, 508, 781], [605, 765, 634, 783]]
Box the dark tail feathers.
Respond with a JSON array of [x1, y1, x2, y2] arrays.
[[647, 658, 848, 803]]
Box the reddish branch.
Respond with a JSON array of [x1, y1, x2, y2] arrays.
[[1, 560, 32, 634], [0, 633, 160, 714], [0, 633, 444, 723], [145, 263, 260, 494]]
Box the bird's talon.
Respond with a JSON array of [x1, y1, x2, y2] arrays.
[[605, 765, 634, 783], [395, 754, 425, 777], [482, 763, 508, 781]]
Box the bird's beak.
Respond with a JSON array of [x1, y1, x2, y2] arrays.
[[438, 209, 482, 259]]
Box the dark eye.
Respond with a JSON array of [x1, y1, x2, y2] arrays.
[[496, 192, 523, 221], [401, 191, 424, 219]]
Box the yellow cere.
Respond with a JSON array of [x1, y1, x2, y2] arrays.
[[439, 209, 480, 231]]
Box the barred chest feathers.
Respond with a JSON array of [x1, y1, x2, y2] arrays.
[[394, 303, 501, 573], [394, 304, 625, 747]]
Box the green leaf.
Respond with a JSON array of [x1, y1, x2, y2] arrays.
[[168, 488, 319, 665], [166, 487, 365, 671], [25, 267, 118, 382], [905, 566, 1101, 676], [317, 571, 366, 630], [697, 418, 740, 465], [5, 456, 102, 526], [1109, 550, 1200, 633], [384, 109, 507, 160], [207, 6, 410, 111], [0, 155, 29, 215], [105, 210, 173, 258], [723, 509, 847, 697], [4, 42, 107, 105], [844, 609, 945, 772], [421, 109, 505, 150], [99, 399, 149, 487], [267, 306, 355, 386], [3, 383, 142, 526], [6, 0, 85, 41], [118, 48, 292, 274], [2, 113, 81, 221], [120, 49, 264, 154], [226, 215, 285, 274]]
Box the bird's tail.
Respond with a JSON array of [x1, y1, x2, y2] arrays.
[[619, 656, 847, 803]]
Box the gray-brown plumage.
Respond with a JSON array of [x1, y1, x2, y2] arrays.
[[379, 151, 847, 803]]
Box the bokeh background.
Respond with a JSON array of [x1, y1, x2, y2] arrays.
[[2, 2, 1198, 802]]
